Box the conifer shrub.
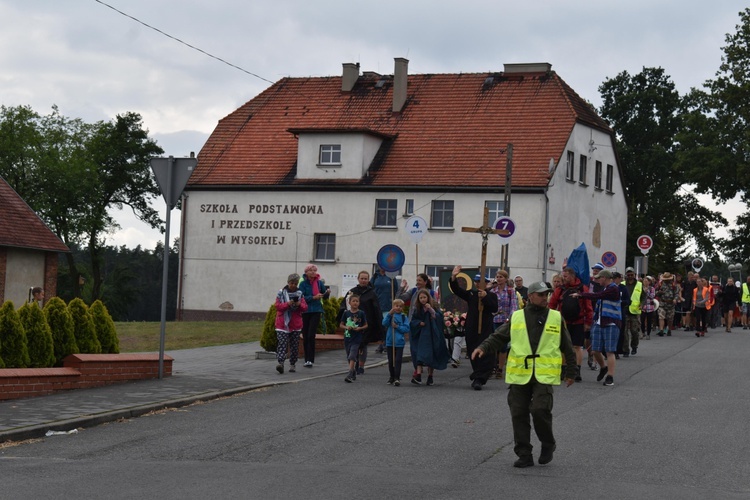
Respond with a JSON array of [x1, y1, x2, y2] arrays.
[[320, 296, 343, 334], [0, 301, 30, 368], [260, 304, 277, 352], [68, 298, 101, 354], [90, 300, 120, 354], [18, 302, 55, 367], [45, 296, 79, 365]]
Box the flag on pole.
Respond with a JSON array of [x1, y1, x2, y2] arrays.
[[567, 243, 590, 287]]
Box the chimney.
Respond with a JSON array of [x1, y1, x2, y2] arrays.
[[393, 57, 409, 113], [342, 62, 359, 92]]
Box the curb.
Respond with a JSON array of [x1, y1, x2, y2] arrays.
[[0, 357, 396, 444]]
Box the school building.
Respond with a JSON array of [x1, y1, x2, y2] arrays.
[[178, 59, 627, 319]]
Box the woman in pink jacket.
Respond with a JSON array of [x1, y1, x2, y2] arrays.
[[274, 273, 308, 374]]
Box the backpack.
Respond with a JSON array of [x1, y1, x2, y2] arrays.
[[560, 285, 582, 322]]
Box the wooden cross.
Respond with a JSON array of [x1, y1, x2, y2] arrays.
[[461, 207, 510, 333]]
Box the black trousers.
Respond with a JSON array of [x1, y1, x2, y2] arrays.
[[695, 307, 708, 332], [301, 312, 321, 363], [507, 380, 555, 458], [387, 346, 404, 380]]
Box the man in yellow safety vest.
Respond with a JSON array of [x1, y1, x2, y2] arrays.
[[472, 281, 576, 468]]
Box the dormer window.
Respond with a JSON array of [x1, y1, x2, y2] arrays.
[[319, 144, 342, 165]]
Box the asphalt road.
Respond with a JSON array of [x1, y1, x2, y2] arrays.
[[2, 330, 750, 500]]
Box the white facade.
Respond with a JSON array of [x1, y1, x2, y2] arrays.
[[179, 121, 626, 316], [546, 123, 628, 276]]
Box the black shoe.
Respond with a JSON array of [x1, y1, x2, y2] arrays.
[[596, 366, 608, 382], [276, 363, 284, 374], [667, 330, 672, 336], [411, 374, 422, 385], [513, 456, 534, 468], [472, 379, 483, 391], [426, 375, 434, 386], [387, 377, 394, 385], [603, 375, 614, 386], [574, 366, 582, 382], [538, 446, 555, 465], [631, 348, 637, 355], [622, 353, 629, 358]]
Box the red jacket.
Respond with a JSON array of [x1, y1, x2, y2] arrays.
[[275, 287, 308, 332], [548, 278, 594, 327]]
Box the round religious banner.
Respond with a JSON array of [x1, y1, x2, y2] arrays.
[[376, 244, 406, 273]]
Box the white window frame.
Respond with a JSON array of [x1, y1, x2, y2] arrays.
[[565, 151, 575, 182], [430, 200, 454, 229], [579, 154, 588, 186], [319, 144, 342, 165], [594, 160, 603, 190], [314, 233, 336, 261], [485, 200, 506, 222], [403, 199, 414, 217], [374, 199, 398, 228]]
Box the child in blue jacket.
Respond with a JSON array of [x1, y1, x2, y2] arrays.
[[383, 299, 410, 386]]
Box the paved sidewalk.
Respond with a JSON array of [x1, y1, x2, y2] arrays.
[[0, 342, 385, 442]]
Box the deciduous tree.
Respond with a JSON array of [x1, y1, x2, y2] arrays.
[[599, 67, 725, 270]]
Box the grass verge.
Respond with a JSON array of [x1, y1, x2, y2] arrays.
[[115, 321, 265, 352]]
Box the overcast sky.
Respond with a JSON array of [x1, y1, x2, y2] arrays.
[[1, 0, 747, 251]]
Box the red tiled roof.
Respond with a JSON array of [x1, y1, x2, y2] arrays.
[[0, 176, 70, 252], [193, 69, 612, 190]]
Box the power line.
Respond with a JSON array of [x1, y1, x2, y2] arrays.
[[94, 0, 277, 86]]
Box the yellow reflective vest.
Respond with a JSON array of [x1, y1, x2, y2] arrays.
[[628, 281, 643, 315], [742, 283, 750, 304], [506, 309, 563, 386]]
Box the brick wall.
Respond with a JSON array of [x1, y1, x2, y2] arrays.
[[0, 353, 173, 401]]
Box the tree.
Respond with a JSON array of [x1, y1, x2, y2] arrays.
[[0, 106, 164, 300], [68, 298, 101, 354], [81, 112, 164, 300], [0, 301, 30, 368], [598, 67, 725, 270], [90, 300, 120, 354], [18, 302, 56, 367], [677, 8, 750, 263], [45, 297, 78, 365]]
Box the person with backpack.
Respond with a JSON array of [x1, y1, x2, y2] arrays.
[[548, 266, 593, 382]]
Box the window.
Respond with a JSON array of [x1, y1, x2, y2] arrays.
[[485, 200, 506, 222], [565, 151, 575, 181], [484, 266, 500, 281], [430, 200, 454, 229], [319, 144, 341, 165], [425, 265, 450, 281], [404, 199, 414, 216], [375, 199, 397, 227], [594, 161, 603, 190], [579, 155, 588, 185], [314, 233, 336, 261], [606, 164, 614, 193]]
